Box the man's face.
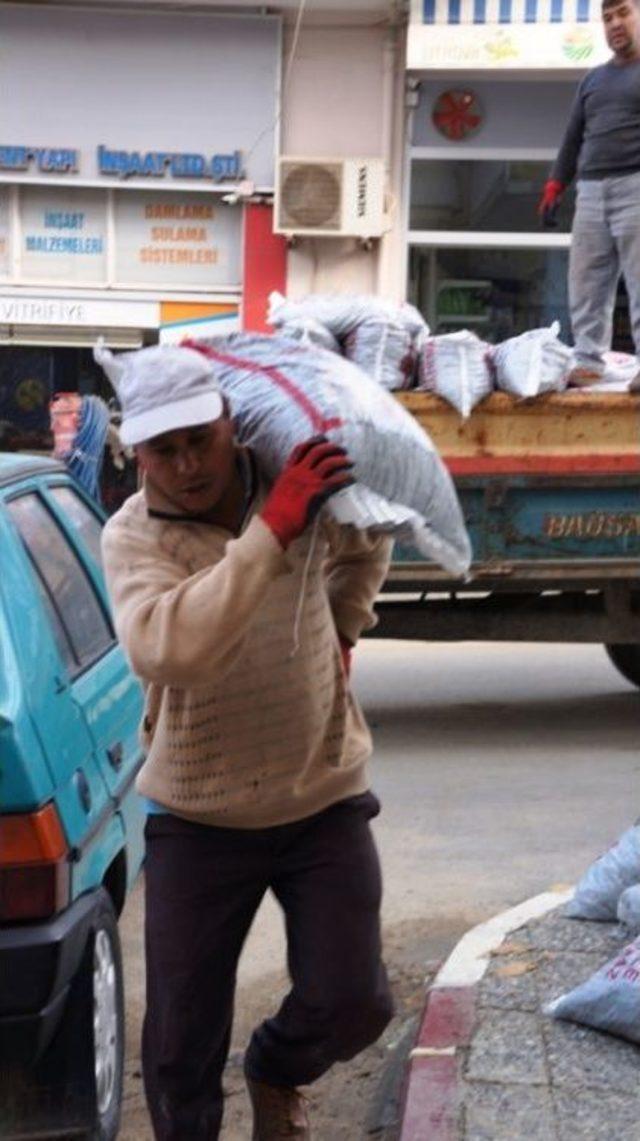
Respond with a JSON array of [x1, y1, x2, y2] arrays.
[[603, 0, 640, 58], [136, 416, 236, 516]]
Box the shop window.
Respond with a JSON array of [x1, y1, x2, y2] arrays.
[[410, 160, 575, 234], [409, 246, 572, 342]]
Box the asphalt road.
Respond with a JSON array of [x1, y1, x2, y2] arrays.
[[118, 640, 639, 1138]]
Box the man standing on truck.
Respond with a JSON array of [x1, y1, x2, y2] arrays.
[[97, 342, 394, 1141], [538, 0, 640, 386]]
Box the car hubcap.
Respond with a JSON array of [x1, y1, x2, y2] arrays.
[[93, 928, 118, 1116]]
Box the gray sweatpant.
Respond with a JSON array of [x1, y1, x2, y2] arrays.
[[569, 169, 640, 370]]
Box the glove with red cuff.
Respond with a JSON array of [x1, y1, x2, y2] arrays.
[[261, 436, 354, 550], [537, 179, 565, 228]]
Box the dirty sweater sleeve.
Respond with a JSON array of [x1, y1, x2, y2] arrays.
[[102, 513, 292, 688], [323, 522, 393, 645], [551, 82, 586, 186]]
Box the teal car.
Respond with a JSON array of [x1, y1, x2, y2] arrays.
[[0, 454, 145, 1139]]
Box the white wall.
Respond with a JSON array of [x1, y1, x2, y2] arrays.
[[280, 22, 407, 301]]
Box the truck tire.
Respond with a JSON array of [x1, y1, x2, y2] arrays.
[[605, 644, 640, 690]]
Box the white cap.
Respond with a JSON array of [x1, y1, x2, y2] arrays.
[[94, 340, 224, 446]]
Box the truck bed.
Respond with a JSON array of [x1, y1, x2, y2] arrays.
[[378, 391, 640, 645], [396, 390, 640, 477]]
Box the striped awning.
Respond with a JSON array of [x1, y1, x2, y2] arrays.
[[408, 0, 608, 70], [420, 0, 595, 24]]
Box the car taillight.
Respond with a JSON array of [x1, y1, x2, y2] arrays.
[[0, 803, 70, 922]]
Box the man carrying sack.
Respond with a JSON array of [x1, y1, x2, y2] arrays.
[[96, 341, 394, 1140]]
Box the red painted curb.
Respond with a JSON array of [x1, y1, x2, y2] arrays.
[[399, 986, 476, 1141]]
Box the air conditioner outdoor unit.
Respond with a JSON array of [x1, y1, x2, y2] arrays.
[[274, 157, 386, 238]]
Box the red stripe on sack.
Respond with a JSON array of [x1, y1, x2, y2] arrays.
[[183, 339, 343, 435]]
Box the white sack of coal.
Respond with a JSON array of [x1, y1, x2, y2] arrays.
[[343, 317, 418, 391], [269, 291, 427, 392], [617, 885, 640, 931], [494, 322, 571, 398], [565, 824, 640, 921], [268, 291, 427, 340], [585, 351, 640, 392], [416, 331, 493, 418], [188, 333, 471, 577], [545, 936, 640, 1044], [277, 317, 340, 354]]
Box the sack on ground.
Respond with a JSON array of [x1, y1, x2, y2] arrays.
[[416, 331, 493, 418], [617, 884, 640, 930], [494, 322, 571, 398], [565, 824, 640, 920], [189, 333, 471, 577], [545, 936, 640, 1044]]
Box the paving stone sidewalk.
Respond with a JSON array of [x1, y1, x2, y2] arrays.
[[400, 907, 640, 1141]]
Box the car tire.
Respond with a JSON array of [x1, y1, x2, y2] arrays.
[[76, 889, 125, 1141], [605, 644, 640, 690]]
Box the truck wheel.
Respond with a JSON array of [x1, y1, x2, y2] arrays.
[[605, 644, 640, 689], [76, 890, 125, 1140]]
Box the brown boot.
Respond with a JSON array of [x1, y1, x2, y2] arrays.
[[246, 1076, 311, 1140]]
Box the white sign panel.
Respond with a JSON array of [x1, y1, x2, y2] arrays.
[[0, 295, 159, 328], [114, 192, 242, 288], [3, 9, 279, 188], [20, 188, 107, 283], [408, 21, 609, 71], [0, 188, 10, 277]]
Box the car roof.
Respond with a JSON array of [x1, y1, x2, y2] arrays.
[[0, 452, 67, 489]]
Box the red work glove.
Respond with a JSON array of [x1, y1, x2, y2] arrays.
[[537, 179, 565, 228], [339, 634, 353, 677], [261, 436, 354, 549]]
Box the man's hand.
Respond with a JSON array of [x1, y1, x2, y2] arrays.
[[261, 436, 354, 549], [538, 179, 565, 228]]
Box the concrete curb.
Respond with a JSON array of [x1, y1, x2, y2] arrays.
[[398, 887, 574, 1141]]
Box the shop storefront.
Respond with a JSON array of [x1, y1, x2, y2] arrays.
[[405, 0, 631, 348], [0, 4, 284, 439]]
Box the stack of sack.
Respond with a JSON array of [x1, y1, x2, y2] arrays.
[[268, 293, 639, 419], [545, 821, 640, 1044], [268, 291, 427, 393]]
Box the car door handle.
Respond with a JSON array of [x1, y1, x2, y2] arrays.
[[107, 741, 124, 771]]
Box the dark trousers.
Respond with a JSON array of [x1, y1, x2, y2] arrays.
[[142, 792, 394, 1140]]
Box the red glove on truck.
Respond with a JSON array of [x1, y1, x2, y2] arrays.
[[538, 179, 565, 228], [261, 435, 354, 549]]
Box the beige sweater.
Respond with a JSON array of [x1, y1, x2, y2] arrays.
[[101, 481, 392, 828]]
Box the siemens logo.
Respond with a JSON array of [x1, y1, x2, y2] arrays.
[[356, 165, 368, 218]]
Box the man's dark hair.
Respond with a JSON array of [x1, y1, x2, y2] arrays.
[[602, 0, 639, 9]]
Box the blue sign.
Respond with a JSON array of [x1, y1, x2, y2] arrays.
[[0, 147, 79, 173], [97, 146, 244, 182]]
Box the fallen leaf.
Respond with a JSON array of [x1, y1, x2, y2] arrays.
[[495, 959, 537, 978], [491, 940, 529, 957]]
